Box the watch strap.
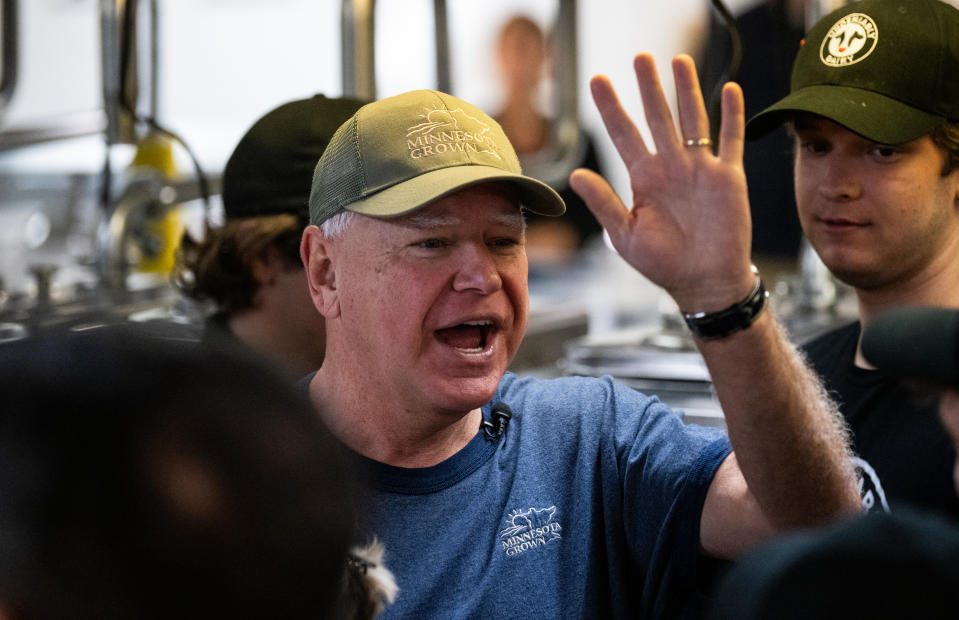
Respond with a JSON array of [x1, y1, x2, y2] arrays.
[[682, 266, 768, 340]]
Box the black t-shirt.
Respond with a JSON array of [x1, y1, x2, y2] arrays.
[[802, 321, 959, 517]]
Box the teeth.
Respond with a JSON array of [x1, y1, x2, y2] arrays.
[[463, 320, 492, 326]]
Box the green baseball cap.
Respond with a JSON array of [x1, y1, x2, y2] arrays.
[[309, 89, 565, 226], [746, 0, 959, 144]]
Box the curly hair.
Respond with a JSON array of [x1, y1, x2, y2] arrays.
[[174, 214, 305, 316]]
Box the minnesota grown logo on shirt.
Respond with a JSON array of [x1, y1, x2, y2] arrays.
[[500, 506, 563, 557]]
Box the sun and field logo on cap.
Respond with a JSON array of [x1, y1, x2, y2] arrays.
[[819, 12, 878, 67], [406, 106, 503, 161]]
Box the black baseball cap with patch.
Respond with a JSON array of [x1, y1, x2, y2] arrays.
[[746, 0, 959, 144], [222, 94, 367, 220]]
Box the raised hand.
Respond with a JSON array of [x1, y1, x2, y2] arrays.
[[569, 53, 754, 313]]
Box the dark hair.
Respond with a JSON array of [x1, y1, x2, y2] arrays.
[[930, 120, 959, 176], [174, 214, 304, 315], [0, 330, 354, 620]]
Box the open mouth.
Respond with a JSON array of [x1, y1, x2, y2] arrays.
[[435, 320, 494, 353]]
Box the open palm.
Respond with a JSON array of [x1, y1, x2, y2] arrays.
[[570, 54, 754, 313]]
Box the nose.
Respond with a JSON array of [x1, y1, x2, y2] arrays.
[[451, 244, 503, 295], [818, 155, 862, 202]]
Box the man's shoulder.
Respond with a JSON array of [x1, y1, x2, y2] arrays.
[[497, 372, 650, 406]]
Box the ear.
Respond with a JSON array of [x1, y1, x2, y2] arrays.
[[951, 167, 959, 210], [250, 247, 280, 288], [300, 225, 341, 318]]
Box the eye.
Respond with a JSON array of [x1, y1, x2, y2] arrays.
[[799, 139, 830, 155], [414, 238, 448, 249], [489, 236, 521, 249], [869, 144, 901, 160]]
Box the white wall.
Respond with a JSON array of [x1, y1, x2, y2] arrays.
[[1, 0, 765, 202]]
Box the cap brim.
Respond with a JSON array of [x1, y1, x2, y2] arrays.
[[746, 85, 947, 144], [861, 307, 959, 387], [346, 164, 566, 219]]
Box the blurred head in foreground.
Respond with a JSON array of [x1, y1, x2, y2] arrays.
[[0, 330, 392, 620], [862, 306, 959, 491]]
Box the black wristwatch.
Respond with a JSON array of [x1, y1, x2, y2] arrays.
[[682, 266, 768, 340]]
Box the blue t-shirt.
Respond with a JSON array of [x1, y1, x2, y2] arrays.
[[350, 373, 731, 619]]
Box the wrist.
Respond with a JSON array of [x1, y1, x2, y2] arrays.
[[681, 265, 768, 340]]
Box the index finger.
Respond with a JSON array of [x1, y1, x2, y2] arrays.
[[589, 74, 650, 166]]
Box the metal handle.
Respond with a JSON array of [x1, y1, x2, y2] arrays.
[[0, 0, 19, 116]]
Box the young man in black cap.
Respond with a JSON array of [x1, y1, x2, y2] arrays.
[[711, 307, 959, 619], [299, 53, 860, 615], [175, 95, 365, 377], [746, 0, 959, 518]]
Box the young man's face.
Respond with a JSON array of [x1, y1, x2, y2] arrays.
[[793, 115, 959, 291], [327, 183, 529, 415]]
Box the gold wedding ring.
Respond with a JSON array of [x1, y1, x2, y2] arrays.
[[684, 138, 712, 147]]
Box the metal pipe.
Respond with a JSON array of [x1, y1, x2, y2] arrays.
[[100, 0, 139, 146], [149, 0, 158, 120], [433, 0, 450, 94], [553, 0, 579, 133], [0, 0, 18, 115], [341, 0, 376, 100]]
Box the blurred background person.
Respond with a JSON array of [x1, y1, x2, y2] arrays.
[[698, 0, 810, 270], [492, 14, 604, 266], [174, 95, 365, 378], [0, 329, 395, 620]]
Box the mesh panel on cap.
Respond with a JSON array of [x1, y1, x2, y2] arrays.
[[310, 116, 366, 224]]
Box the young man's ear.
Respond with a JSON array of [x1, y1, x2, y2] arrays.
[[300, 225, 341, 318], [250, 246, 281, 288]]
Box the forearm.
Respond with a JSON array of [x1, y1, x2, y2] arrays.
[[697, 310, 861, 529]]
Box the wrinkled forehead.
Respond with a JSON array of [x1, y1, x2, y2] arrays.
[[386, 182, 526, 230]]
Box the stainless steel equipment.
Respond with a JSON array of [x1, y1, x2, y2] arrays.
[[562, 318, 726, 429]]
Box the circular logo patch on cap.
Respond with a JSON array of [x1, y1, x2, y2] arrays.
[[819, 12, 879, 67]]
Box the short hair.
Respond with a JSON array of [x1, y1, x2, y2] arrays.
[[930, 121, 959, 176], [320, 209, 358, 239], [174, 214, 305, 315], [0, 330, 355, 620]]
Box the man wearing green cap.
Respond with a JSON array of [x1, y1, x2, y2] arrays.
[[299, 55, 860, 617], [747, 0, 959, 519]]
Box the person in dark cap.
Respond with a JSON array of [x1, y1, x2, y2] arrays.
[[0, 329, 397, 620], [297, 62, 860, 614], [175, 95, 365, 377], [711, 307, 959, 619], [745, 0, 959, 518]]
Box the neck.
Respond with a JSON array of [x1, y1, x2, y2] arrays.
[[496, 102, 548, 155], [855, 250, 959, 326], [309, 354, 483, 468], [228, 310, 324, 378], [852, 241, 959, 368]]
